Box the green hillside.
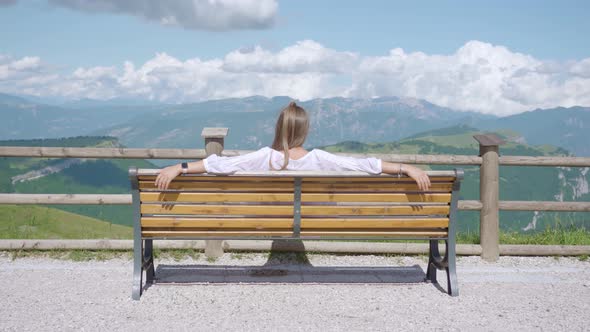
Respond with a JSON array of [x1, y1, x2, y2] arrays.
[[1, 136, 157, 227], [322, 125, 590, 234], [0, 205, 132, 239]]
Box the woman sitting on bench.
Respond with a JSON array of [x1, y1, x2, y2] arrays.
[[156, 102, 431, 191]]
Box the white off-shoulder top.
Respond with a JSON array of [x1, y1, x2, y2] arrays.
[[203, 147, 382, 174]]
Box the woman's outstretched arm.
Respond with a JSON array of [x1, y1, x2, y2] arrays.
[[381, 161, 431, 191], [155, 160, 206, 190], [155, 152, 431, 191], [155, 147, 271, 190], [312, 149, 431, 191]]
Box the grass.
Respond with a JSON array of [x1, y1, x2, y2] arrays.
[[456, 227, 590, 246], [0, 205, 132, 239], [6, 249, 206, 261], [8, 249, 131, 261], [231, 253, 245, 260]]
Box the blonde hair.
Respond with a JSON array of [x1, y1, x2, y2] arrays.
[[270, 101, 309, 170]]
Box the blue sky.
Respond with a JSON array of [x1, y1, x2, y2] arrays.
[[1, 0, 589, 115], [1, 0, 589, 67]]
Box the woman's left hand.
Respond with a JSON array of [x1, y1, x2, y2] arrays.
[[155, 164, 182, 190]]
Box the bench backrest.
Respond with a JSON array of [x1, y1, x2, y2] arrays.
[[130, 169, 463, 240]]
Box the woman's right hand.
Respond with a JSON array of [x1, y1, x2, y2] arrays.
[[403, 164, 431, 191], [155, 164, 182, 190]]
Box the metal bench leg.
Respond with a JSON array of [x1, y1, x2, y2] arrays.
[[445, 170, 461, 296], [144, 239, 155, 284], [132, 235, 143, 300], [445, 240, 459, 297], [425, 239, 439, 284], [129, 167, 144, 300]]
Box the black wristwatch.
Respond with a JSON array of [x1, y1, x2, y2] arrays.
[[181, 162, 188, 174]]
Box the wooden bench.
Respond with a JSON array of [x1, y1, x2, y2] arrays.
[[129, 167, 463, 300]]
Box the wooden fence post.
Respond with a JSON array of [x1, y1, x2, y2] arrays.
[[202, 127, 229, 258], [473, 134, 505, 262]]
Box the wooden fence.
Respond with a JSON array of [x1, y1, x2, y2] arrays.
[[1, 128, 589, 261]]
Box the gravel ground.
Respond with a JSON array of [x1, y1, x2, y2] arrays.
[[1, 251, 589, 331]]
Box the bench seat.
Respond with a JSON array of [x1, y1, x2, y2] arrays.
[[129, 168, 463, 299]]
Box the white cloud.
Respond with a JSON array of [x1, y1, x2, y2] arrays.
[[113, 52, 334, 102], [1, 40, 590, 115], [570, 58, 590, 78], [48, 0, 278, 31], [0, 55, 45, 81], [223, 40, 358, 73], [351, 41, 590, 115]]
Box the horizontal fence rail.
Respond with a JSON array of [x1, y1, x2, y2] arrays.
[[1, 239, 589, 256], [0, 194, 132, 205], [0, 146, 590, 167], [499, 201, 590, 212], [458, 200, 482, 210], [3, 194, 589, 212], [3, 146, 590, 167], [0, 146, 209, 159], [499, 156, 590, 167], [0, 146, 484, 164]]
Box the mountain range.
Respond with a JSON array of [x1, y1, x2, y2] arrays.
[[1, 92, 589, 156]]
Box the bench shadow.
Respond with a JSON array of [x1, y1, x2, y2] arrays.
[[154, 264, 426, 284], [152, 240, 428, 285]]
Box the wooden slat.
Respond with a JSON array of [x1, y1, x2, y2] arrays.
[[301, 183, 452, 192], [141, 204, 293, 215], [142, 178, 455, 185], [141, 230, 447, 238], [138, 169, 462, 177], [301, 218, 448, 229], [140, 192, 452, 203], [141, 217, 449, 229], [140, 175, 455, 183], [302, 177, 456, 183], [139, 181, 452, 192], [302, 193, 451, 203], [142, 230, 293, 237], [302, 205, 450, 216], [142, 217, 293, 228], [301, 230, 447, 237], [138, 175, 294, 182], [139, 181, 294, 191], [140, 204, 449, 216], [140, 192, 295, 203]]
